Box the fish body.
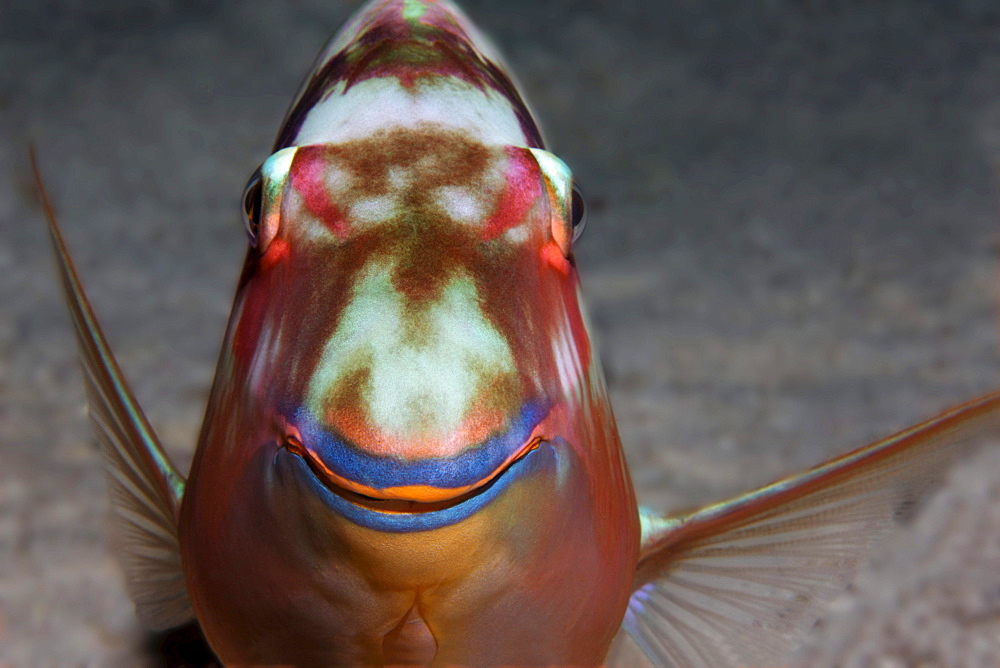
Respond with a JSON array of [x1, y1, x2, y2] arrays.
[[181, 1, 639, 663], [38, 0, 1000, 665]]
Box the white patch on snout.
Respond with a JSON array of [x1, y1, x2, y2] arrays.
[[346, 167, 410, 225], [503, 226, 529, 244], [387, 166, 409, 190], [434, 186, 485, 224], [306, 260, 516, 443], [349, 195, 401, 224]]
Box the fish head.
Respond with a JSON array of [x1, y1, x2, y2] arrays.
[[216, 0, 596, 520], [228, 127, 586, 514]]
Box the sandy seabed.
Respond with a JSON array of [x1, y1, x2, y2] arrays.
[[3, 1, 1000, 664]]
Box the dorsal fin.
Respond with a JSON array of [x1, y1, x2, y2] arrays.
[[32, 150, 194, 631]]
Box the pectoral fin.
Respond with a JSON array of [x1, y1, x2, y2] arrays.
[[615, 392, 1000, 667], [34, 152, 194, 631]]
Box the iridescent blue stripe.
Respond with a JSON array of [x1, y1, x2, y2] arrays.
[[292, 401, 546, 491], [289, 441, 555, 533]]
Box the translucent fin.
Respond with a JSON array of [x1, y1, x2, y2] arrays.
[[606, 626, 655, 668], [624, 392, 1000, 667], [33, 151, 194, 631]]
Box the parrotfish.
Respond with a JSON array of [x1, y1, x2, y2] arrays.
[[38, 0, 1000, 665]]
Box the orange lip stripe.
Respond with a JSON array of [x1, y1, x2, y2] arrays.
[[291, 432, 543, 504]]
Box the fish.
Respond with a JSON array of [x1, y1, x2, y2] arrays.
[[35, 0, 1000, 664]]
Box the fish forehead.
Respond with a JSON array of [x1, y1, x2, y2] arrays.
[[275, 0, 543, 149]]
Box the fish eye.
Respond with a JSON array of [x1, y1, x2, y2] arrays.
[[570, 182, 586, 243], [242, 167, 263, 247]]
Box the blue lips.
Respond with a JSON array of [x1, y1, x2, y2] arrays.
[[292, 401, 547, 492], [288, 440, 556, 532]]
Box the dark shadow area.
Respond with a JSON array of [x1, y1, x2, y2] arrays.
[[145, 622, 221, 668]]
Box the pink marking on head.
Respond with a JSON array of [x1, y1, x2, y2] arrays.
[[289, 147, 351, 238], [415, 1, 475, 40], [481, 147, 541, 240], [363, 43, 486, 91], [333, 2, 494, 93]]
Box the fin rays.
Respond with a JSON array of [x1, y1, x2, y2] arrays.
[[621, 392, 1000, 666], [33, 151, 194, 631]]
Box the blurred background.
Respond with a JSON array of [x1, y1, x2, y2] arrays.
[[2, 0, 1000, 663]]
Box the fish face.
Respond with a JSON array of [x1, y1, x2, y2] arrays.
[[227, 127, 585, 511], [178, 0, 639, 662]]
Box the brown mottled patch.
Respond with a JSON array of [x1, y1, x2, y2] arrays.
[[301, 126, 514, 305], [334, 124, 493, 196], [392, 222, 480, 305]]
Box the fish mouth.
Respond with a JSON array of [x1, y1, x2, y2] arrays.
[[283, 433, 541, 514]]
